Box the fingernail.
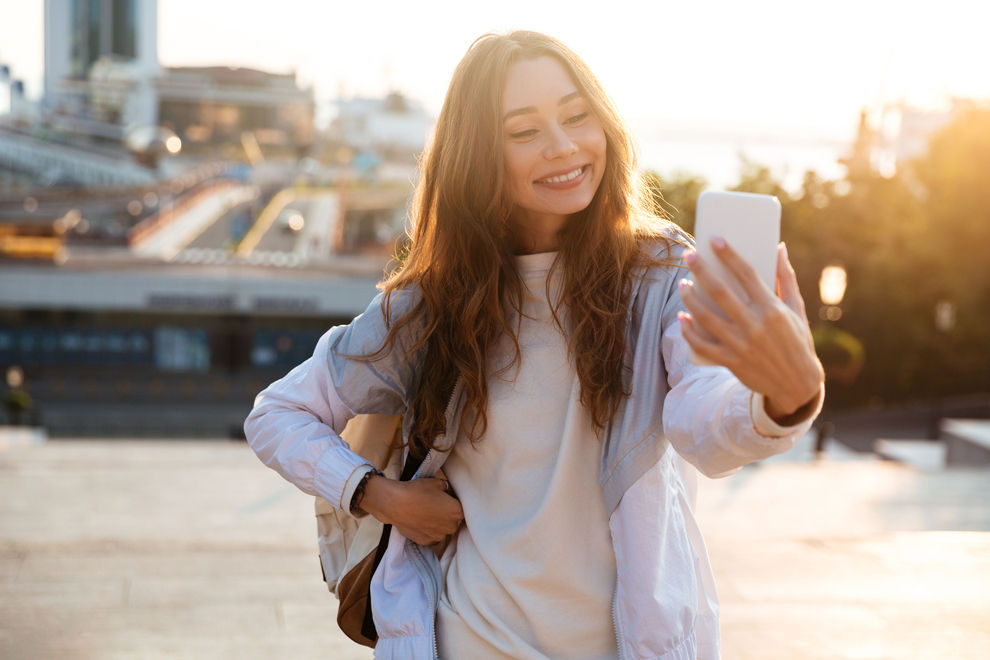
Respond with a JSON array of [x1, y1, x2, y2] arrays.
[[780, 241, 789, 259], [678, 278, 692, 290], [711, 236, 726, 250], [684, 250, 696, 265]]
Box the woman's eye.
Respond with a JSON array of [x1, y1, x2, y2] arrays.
[[509, 129, 538, 139], [565, 112, 588, 125]]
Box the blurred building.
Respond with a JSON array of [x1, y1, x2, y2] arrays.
[[883, 100, 971, 166], [1, 65, 32, 123], [1, 1, 382, 436], [0, 259, 381, 436], [158, 66, 314, 156], [0, 63, 37, 197], [843, 99, 975, 178], [44, 0, 160, 137], [0, 176, 406, 436], [330, 91, 432, 160], [41, 0, 313, 155]]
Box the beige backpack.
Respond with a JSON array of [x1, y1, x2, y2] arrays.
[[315, 414, 403, 647]]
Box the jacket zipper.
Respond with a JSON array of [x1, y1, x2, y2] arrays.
[[408, 541, 441, 659], [612, 586, 627, 660], [410, 377, 463, 480], [407, 377, 462, 659]]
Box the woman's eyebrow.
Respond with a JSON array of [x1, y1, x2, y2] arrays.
[[502, 91, 583, 122]]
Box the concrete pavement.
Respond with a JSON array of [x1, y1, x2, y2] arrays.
[[1, 436, 987, 659], [1, 439, 371, 660]]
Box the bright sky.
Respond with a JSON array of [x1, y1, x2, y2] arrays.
[[2, 0, 987, 142]]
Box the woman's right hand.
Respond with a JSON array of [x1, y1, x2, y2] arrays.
[[360, 475, 463, 547]]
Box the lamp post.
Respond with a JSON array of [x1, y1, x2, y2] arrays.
[[819, 265, 847, 320], [4, 365, 30, 426], [814, 265, 847, 454], [929, 299, 957, 439], [934, 300, 956, 335]]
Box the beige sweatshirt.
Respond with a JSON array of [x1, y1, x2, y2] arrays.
[[436, 251, 618, 660]]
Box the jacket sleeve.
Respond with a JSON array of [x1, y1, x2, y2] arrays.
[[243, 289, 423, 511], [658, 269, 823, 479]]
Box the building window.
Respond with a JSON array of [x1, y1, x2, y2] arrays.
[[251, 330, 320, 368], [154, 327, 211, 372], [111, 0, 136, 58], [87, 0, 102, 69]]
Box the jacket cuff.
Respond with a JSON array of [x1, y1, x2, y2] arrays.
[[313, 445, 376, 512], [751, 384, 825, 437], [341, 463, 379, 518]]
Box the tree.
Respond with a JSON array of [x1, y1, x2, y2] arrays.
[[910, 105, 990, 394], [640, 170, 707, 235], [641, 105, 990, 410]]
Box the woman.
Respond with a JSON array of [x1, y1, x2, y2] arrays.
[[245, 30, 824, 660]]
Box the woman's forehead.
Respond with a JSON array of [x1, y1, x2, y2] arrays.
[[502, 56, 581, 117]]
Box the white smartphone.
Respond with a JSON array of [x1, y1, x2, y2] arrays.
[[689, 190, 781, 365]]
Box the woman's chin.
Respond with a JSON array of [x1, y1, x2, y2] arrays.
[[534, 193, 596, 217]]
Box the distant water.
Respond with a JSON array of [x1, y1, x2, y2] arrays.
[[635, 137, 849, 193]]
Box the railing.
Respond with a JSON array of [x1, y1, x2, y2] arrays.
[[0, 127, 156, 187]]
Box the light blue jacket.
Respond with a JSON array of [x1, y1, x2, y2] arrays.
[[244, 238, 821, 659]]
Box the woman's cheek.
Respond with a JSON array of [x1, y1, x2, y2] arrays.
[[504, 147, 533, 192]]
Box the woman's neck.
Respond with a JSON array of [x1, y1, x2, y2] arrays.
[[507, 210, 568, 255]]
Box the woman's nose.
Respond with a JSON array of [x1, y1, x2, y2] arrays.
[[544, 125, 578, 159]]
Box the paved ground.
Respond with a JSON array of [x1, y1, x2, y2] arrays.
[[1, 434, 988, 659]]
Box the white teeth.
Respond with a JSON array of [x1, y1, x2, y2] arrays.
[[537, 166, 584, 184]]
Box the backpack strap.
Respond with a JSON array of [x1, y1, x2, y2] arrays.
[[361, 443, 429, 643]]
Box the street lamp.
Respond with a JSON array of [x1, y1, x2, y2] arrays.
[[935, 300, 956, 334], [819, 265, 847, 321], [4, 366, 29, 426], [6, 366, 23, 389], [929, 299, 958, 439], [814, 265, 848, 455]]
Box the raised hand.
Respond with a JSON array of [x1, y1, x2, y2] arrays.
[[678, 238, 824, 422]]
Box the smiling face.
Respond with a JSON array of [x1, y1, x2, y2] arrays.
[[501, 56, 607, 252]]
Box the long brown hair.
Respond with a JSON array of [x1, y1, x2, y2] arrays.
[[372, 30, 683, 449]]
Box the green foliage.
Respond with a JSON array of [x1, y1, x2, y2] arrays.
[[911, 106, 990, 387], [644, 107, 990, 410], [640, 170, 707, 235], [812, 325, 865, 386], [730, 156, 792, 201], [3, 388, 32, 412]]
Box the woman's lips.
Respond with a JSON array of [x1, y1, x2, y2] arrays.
[[534, 165, 589, 189]]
